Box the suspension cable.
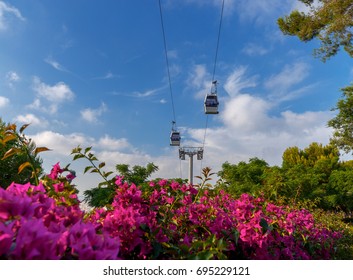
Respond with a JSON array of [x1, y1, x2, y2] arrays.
[[158, 0, 176, 123], [211, 0, 225, 82], [158, 0, 182, 178], [200, 0, 225, 173]]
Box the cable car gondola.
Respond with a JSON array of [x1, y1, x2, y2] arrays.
[[204, 80, 219, 114], [170, 121, 180, 146]]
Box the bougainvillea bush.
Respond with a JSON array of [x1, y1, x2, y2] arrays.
[[0, 163, 342, 260]]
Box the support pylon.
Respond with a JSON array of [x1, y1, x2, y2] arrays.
[[179, 147, 203, 185]]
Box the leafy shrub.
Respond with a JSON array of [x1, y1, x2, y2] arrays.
[[0, 164, 343, 259]]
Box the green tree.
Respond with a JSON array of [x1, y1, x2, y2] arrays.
[[79, 155, 159, 208], [325, 168, 353, 211], [0, 119, 45, 188], [280, 142, 340, 203], [278, 0, 353, 62], [217, 157, 268, 197], [72, 146, 159, 207], [328, 85, 353, 153], [115, 162, 159, 186], [278, 1, 353, 152]]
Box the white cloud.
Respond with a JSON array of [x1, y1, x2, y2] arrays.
[[30, 130, 93, 155], [188, 64, 208, 89], [234, 0, 294, 24], [111, 86, 165, 100], [187, 64, 213, 99], [98, 134, 132, 151], [6, 70, 19, 82], [265, 62, 312, 102], [167, 50, 178, 59], [133, 89, 160, 98], [221, 93, 272, 132], [291, 0, 322, 14], [178, 0, 235, 16], [0, 96, 9, 107], [93, 71, 120, 80], [0, 1, 25, 31], [187, 99, 333, 170], [13, 113, 48, 128], [265, 62, 310, 90], [224, 66, 257, 97], [80, 102, 107, 123], [5, 71, 20, 89], [184, 64, 334, 175], [27, 98, 41, 110], [242, 43, 269, 56], [44, 56, 67, 72], [33, 77, 74, 102], [32, 77, 75, 114], [28, 130, 165, 193]]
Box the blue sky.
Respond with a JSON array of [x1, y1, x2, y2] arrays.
[[1, 0, 353, 194]]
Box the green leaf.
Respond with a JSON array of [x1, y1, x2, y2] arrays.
[[73, 154, 85, 161], [18, 162, 32, 174], [19, 123, 30, 133], [98, 181, 108, 188], [193, 251, 214, 260], [260, 218, 269, 234], [99, 162, 106, 169], [34, 147, 51, 155], [84, 146, 92, 154], [71, 146, 82, 154], [1, 147, 22, 160], [84, 166, 93, 174], [233, 229, 240, 246], [217, 238, 225, 250], [103, 171, 113, 178], [6, 124, 17, 132], [2, 134, 17, 144]]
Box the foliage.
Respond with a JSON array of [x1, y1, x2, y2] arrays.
[[115, 163, 159, 186], [328, 85, 353, 153], [277, 0, 353, 62], [41, 162, 80, 207], [71, 146, 159, 207], [217, 142, 353, 212], [0, 119, 351, 259], [217, 158, 268, 197], [0, 168, 343, 259], [71, 146, 116, 208], [290, 201, 353, 260], [0, 120, 47, 188], [278, 2, 353, 151]]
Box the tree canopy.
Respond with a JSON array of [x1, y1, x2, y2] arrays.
[[328, 85, 353, 153], [82, 162, 159, 208], [0, 119, 44, 188], [278, 1, 353, 155], [278, 0, 353, 61], [217, 142, 353, 212]]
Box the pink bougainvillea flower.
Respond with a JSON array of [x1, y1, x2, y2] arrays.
[[0, 175, 342, 260], [0, 222, 14, 256], [48, 162, 63, 180], [66, 170, 76, 182], [158, 179, 168, 187], [115, 176, 124, 186], [11, 219, 61, 260], [53, 182, 65, 193]]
